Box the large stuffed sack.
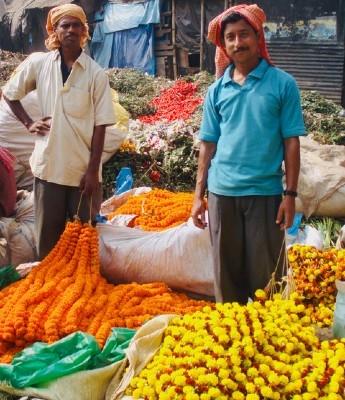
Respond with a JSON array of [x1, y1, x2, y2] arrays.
[[0, 190, 36, 267], [0, 92, 40, 190], [296, 136, 345, 217], [98, 218, 214, 297], [0, 89, 129, 190]]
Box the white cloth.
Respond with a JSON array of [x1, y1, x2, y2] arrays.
[[3, 50, 116, 186]]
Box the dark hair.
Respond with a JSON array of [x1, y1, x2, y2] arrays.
[[220, 12, 252, 39]]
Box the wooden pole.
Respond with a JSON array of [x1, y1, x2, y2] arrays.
[[200, 0, 205, 71], [172, 0, 177, 79], [224, 0, 228, 10]]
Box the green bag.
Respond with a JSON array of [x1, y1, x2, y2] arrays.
[[0, 328, 135, 388], [0, 265, 20, 290]]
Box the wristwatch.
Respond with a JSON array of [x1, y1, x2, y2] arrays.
[[283, 190, 298, 197]]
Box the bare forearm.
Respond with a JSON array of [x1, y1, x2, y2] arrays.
[[3, 95, 33, 129], [87, 125, 106, 173], [194, 140, 217, 199], [284, 137, 300, 191]]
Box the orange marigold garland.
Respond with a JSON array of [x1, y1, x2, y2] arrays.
[[0, 219, 210, 363], [107, 189, 197, 231]]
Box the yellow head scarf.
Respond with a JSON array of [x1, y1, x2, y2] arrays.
[[45, 3, 90, 51]]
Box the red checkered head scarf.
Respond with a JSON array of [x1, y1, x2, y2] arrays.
[[208, 4, 273, 78]]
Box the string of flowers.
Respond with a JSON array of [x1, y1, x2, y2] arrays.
[[107, 189, 196, 231], [0, 220, 209, 363], [287, 244, 344, 327]]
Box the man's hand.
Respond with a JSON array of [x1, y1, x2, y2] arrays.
[[79, 170, 99, 198], [191, 197, 207, 229], [28, 117, 52, 136], [276, 196, 295, 230]]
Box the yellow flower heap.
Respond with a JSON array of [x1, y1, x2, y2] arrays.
[[0, 221, 209, 363], [126, 291, 345, 400], [107, 189, 195, 231], [288, 245, 345, 327]]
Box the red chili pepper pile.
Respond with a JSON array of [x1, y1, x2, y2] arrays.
[[139, 80, 203, 124]]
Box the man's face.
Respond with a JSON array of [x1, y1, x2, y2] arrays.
[[223, 19, 260, 65], [54, 16, 84, 48]]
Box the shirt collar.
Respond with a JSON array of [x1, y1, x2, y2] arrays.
[[53, 49, 87, 70], [221, 58, 269, 86]]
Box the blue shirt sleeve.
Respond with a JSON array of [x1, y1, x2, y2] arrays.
[[198, 86, 221, 143], [280, 77, 306, 138]]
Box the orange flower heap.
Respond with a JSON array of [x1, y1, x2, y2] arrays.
[[108, 189, 196, 231], [0, 220, 209, 363]]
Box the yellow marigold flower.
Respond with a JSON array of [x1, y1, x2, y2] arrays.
[[255, 289, 267, 300], [183, 386, 195, 394], [260, 386, 274, 398], [232, 391, 245, 400], [246, 395, 260, 400], [186, 393, 199, 400]]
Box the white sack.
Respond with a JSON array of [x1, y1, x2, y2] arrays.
[[0, 92, 40, 189], [0, 190, 36, 266], [100, 187, 152, 215], [98, 218, 215, 297], [296, 136, 345, 217], [106, 314, 174, 400]]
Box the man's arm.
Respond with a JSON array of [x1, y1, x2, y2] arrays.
[[276, 136, 300, 230], [79, 125, 106, 197], [191, 140, 217, 229], [3, 95, 51, 135]]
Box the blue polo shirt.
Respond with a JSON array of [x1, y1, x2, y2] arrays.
[[199, 59, 306, 196]]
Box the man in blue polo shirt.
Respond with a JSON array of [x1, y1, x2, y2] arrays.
[[191, 4, 306, 303]]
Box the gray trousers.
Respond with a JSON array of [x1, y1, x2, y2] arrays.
[[208, 192, 285, 304], [34, 177, 102, 260]]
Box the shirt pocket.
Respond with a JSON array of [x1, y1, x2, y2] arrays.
[[62, 86, 91, 118]]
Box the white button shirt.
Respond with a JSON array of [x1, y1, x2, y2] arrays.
[[3, 50, 116, 186]]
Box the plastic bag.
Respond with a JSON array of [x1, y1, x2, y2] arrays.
[[115, 167, 133, 195], [333, 280, 345, 338], [0, 265, 20, 289], [286, 212, 303, 247], [0, 329, 135, 388], [295, 225, 324, 250]]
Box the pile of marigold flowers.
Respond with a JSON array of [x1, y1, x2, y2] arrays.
[[287, 244, 345, 327], [107, 189, 196, 231], [0, 220, 209, 363], [126, 290, 345, 400]]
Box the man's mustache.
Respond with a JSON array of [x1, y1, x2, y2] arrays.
[[234, 47, 249, 53]]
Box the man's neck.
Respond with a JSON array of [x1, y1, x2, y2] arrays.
[[234, 58, 260, 77], [60, 46, 82, 66]]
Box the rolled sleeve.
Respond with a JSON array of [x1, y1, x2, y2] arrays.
[[280, 78, 306, 138], [199, 87, 221, 143], [93, 71, 116, 126], [2, 54, 38, 100]]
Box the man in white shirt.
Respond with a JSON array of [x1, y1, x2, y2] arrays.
[[3, 4, 116, 259]]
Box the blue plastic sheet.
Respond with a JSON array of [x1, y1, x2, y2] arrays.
[[94, 0, 160, 33], [91, 24, 155, 75]]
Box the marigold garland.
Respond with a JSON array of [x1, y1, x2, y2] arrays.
[[0, 220, 209, 363], [107, 189, 196, 231]]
